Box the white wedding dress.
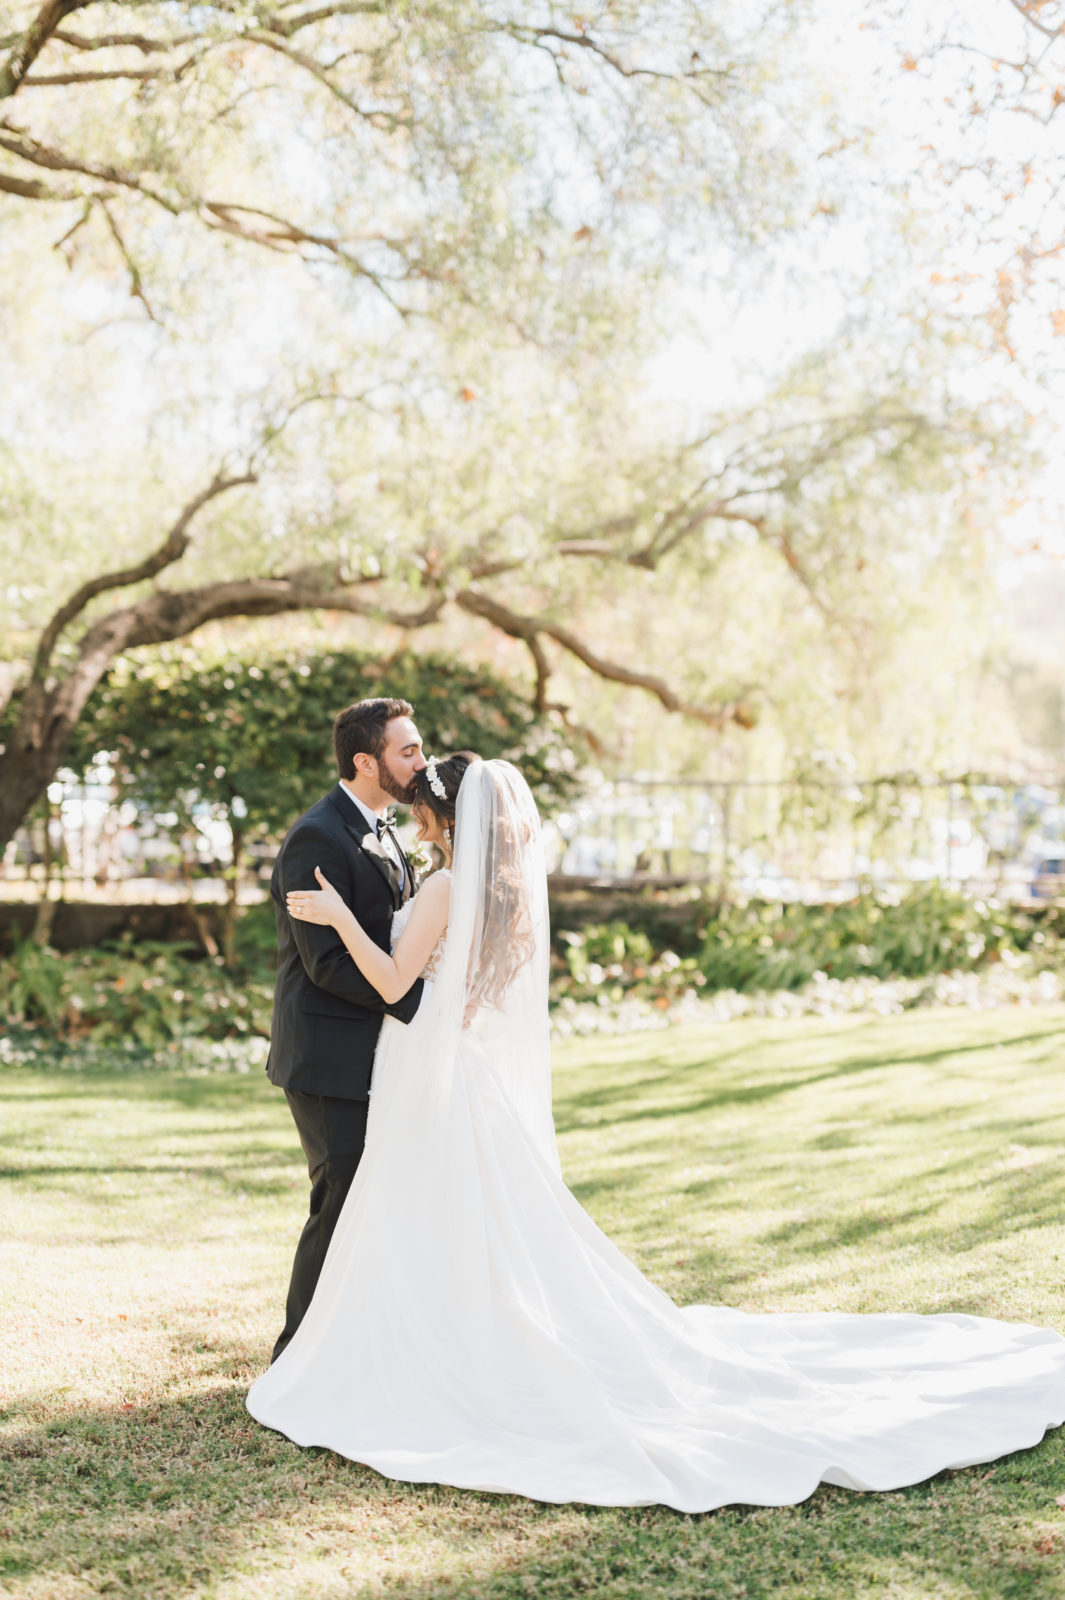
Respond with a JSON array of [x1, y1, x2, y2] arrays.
[[247, 761, 1065, 1512]]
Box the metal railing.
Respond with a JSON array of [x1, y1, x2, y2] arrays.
[[4, 769, 1065, 903], [542, 774, 1065, 901]]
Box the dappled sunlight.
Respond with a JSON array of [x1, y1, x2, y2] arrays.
[[5, 1008, 1065, 1596], [4, 1378, 1064, 1600], [553, 1009, 1065, 1324]]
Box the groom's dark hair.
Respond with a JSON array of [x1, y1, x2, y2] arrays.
[[333, 697, 414, 779]]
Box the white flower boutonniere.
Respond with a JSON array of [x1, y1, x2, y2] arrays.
[[406, 839, 432, 877]]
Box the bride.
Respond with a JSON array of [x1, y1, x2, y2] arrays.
[[247, 753, 1065, 1511]]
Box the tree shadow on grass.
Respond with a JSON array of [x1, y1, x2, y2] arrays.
[[554, 1022, 1065, 1135], [0, 1149, 300, 1217], [750, 1158, 1065, 1262], [1, 1382, 348, 1595], [554, 1015, 1065, 1300], [0, 1070, 279, 1112], [4, 1371, 1064, 1600]]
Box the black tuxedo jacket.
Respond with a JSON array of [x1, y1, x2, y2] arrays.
[[266, 784, 423, 1099]]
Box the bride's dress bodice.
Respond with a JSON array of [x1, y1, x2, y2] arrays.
[[390, 868, 450, 979]]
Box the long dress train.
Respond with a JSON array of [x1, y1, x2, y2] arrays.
[[247, 762, 1065, 1512]]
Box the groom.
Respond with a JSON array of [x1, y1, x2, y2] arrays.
[[266, 696, 427, 1362]]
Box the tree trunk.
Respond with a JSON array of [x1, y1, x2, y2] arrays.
[[0, 738, 71, 860], [222, 820, 244, 970], [0, 556, 440, 855]]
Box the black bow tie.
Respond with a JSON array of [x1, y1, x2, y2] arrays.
[[376, 814, 395, 838]]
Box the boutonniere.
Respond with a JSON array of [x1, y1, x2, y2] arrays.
[[406, 839, 431, 876]]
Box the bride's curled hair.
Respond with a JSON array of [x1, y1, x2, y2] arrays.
[[413, 752, 538, 1013]]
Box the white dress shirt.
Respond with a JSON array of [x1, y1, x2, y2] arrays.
[[339, 781, 407, 892]]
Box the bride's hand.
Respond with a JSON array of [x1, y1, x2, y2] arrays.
[[286, 867, 349, 927]]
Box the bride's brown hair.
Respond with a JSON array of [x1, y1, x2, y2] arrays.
[[410, 750, 480, 842], [413, 752, 536, 1011]]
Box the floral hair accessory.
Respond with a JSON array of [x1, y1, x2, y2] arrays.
[[424, 757, 447, 800]]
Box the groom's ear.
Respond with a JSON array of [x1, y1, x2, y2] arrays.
[[351, 751, 377, 781]]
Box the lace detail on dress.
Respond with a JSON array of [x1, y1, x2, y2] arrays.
[[390, 868, 451, 979]]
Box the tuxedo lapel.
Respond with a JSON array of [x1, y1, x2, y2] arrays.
[[380, 821, 417, 904], [354, 827, 404, 908], [327, 785, 404, 909]]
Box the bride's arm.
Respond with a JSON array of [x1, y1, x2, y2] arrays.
[[287, 867, 450, 1004]]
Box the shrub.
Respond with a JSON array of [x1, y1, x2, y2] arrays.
[[0, 935, 272, 1048], [554, 920, 705, 1007], [550, 886, 1065, 1006], [53, 642, 585, 966], [5, 885, 1063, 1052], [699, 885, 1064, 993]]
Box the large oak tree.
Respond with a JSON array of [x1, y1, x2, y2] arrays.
[[0, 0, 1039, 849]]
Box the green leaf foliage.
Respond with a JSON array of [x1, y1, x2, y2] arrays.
[[700, 886, 1065, 993], [0, 934, 273, 1047], [66, 643, 583, 850], [5, 886, 1064, 1048], [550, 887, 1065, 1002]]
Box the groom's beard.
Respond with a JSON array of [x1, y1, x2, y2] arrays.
[[378, 756, 418, 806]]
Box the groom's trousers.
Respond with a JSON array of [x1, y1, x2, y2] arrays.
[[271, 1089, 370, 1364]]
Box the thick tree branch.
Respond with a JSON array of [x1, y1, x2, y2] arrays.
[[51, 26, 189, 53], [261, 4, 387, 38], [4, 539, 771, 852], [20, 66, 165, 85], [2, 564, 444, 848], [0, 122, 179, 209], [0, 165, 73, 198], [0, 0, 94, 98], [454, 586, 755, 729], [59, 578, 443, 719], [31, 469, 257, 684]]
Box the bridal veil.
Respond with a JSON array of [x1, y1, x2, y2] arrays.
[[431, 757, 560, 1177]]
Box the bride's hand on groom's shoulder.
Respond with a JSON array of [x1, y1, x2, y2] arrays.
[[286, 867, 349, 928]]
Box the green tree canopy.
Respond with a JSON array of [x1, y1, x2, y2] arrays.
[[64, 641, 583, 957], [0, 0, 1054, 850], [69, 641, 582, 830]]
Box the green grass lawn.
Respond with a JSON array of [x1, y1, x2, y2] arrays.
[[5, 1006, 1065, 1598]]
